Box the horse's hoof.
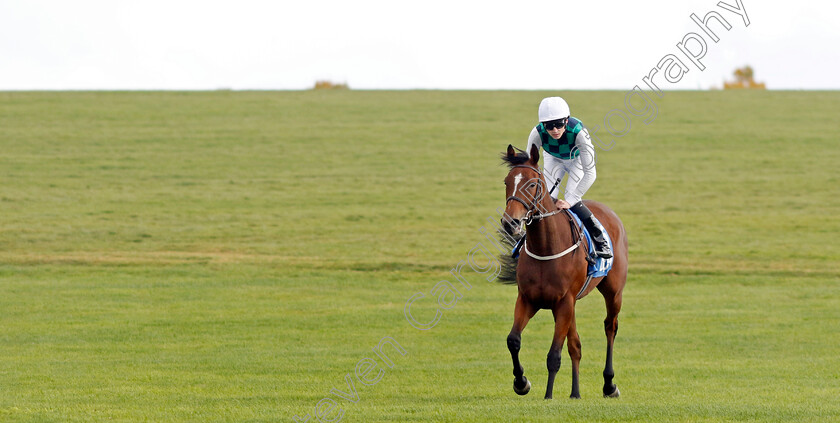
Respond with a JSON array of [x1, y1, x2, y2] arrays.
[[513, 378, 531, 395], [604, 385, 620, 398], [570, 394, 581, 399]]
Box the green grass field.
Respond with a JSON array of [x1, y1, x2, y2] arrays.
[[1, 90, 839, 422]]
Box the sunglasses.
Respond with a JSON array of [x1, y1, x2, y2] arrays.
[[543, 118, 567, 130]]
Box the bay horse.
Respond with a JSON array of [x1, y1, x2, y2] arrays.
[[498, 144, 628, 399]]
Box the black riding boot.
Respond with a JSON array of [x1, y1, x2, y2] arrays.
[[570, 201, 613, 259]]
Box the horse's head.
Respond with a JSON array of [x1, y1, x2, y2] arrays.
[[501, 144, 547, 237]]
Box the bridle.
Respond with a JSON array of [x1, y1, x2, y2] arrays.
[[505, 164, 583, 261], [505, 165, 562, 224]]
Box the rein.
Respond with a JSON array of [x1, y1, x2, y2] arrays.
[[525, 208, 563, 225]]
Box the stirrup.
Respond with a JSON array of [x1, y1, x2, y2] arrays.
[[593, 237, 613, 258], [594, 247, 613, 259]]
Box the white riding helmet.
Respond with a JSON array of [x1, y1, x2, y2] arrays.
[[538, 97, 570, 122]]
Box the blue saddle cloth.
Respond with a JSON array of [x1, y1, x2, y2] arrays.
[[568, 211, 614, 278]]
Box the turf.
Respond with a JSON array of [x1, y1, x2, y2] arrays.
[[0, 90, 838, 422]]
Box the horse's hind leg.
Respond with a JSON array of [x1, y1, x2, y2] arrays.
[[566, 314, 582, 399], [598, 281, 623, 398], [507, 293, 536, 395]]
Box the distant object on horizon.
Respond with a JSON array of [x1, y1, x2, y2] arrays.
[[724, 66, 766, 90], [313, 80, 349, 90]]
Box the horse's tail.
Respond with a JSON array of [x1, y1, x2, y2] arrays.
[[496, 229, 518, 285]]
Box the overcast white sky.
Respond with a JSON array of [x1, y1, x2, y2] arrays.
[[0, 0, 838, 90]]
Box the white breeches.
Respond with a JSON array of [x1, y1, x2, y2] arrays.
[[542, 153, 596, 205]]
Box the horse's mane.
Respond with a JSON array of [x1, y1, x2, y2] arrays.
[[500, 147, 530, 168], [496, 228, 519, 284]]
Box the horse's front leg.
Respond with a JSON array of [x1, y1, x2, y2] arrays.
[[508, 292, 536, 395], [545, 296, 575, 399]]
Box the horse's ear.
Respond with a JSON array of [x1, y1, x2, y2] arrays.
[[529, 143, 540, 166], [506, 144, 516, 158]]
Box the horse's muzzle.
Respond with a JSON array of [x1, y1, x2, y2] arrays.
[[502, 218, 523, 237]]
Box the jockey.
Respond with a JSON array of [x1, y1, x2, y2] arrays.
[[526, 97, 612, 259]]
